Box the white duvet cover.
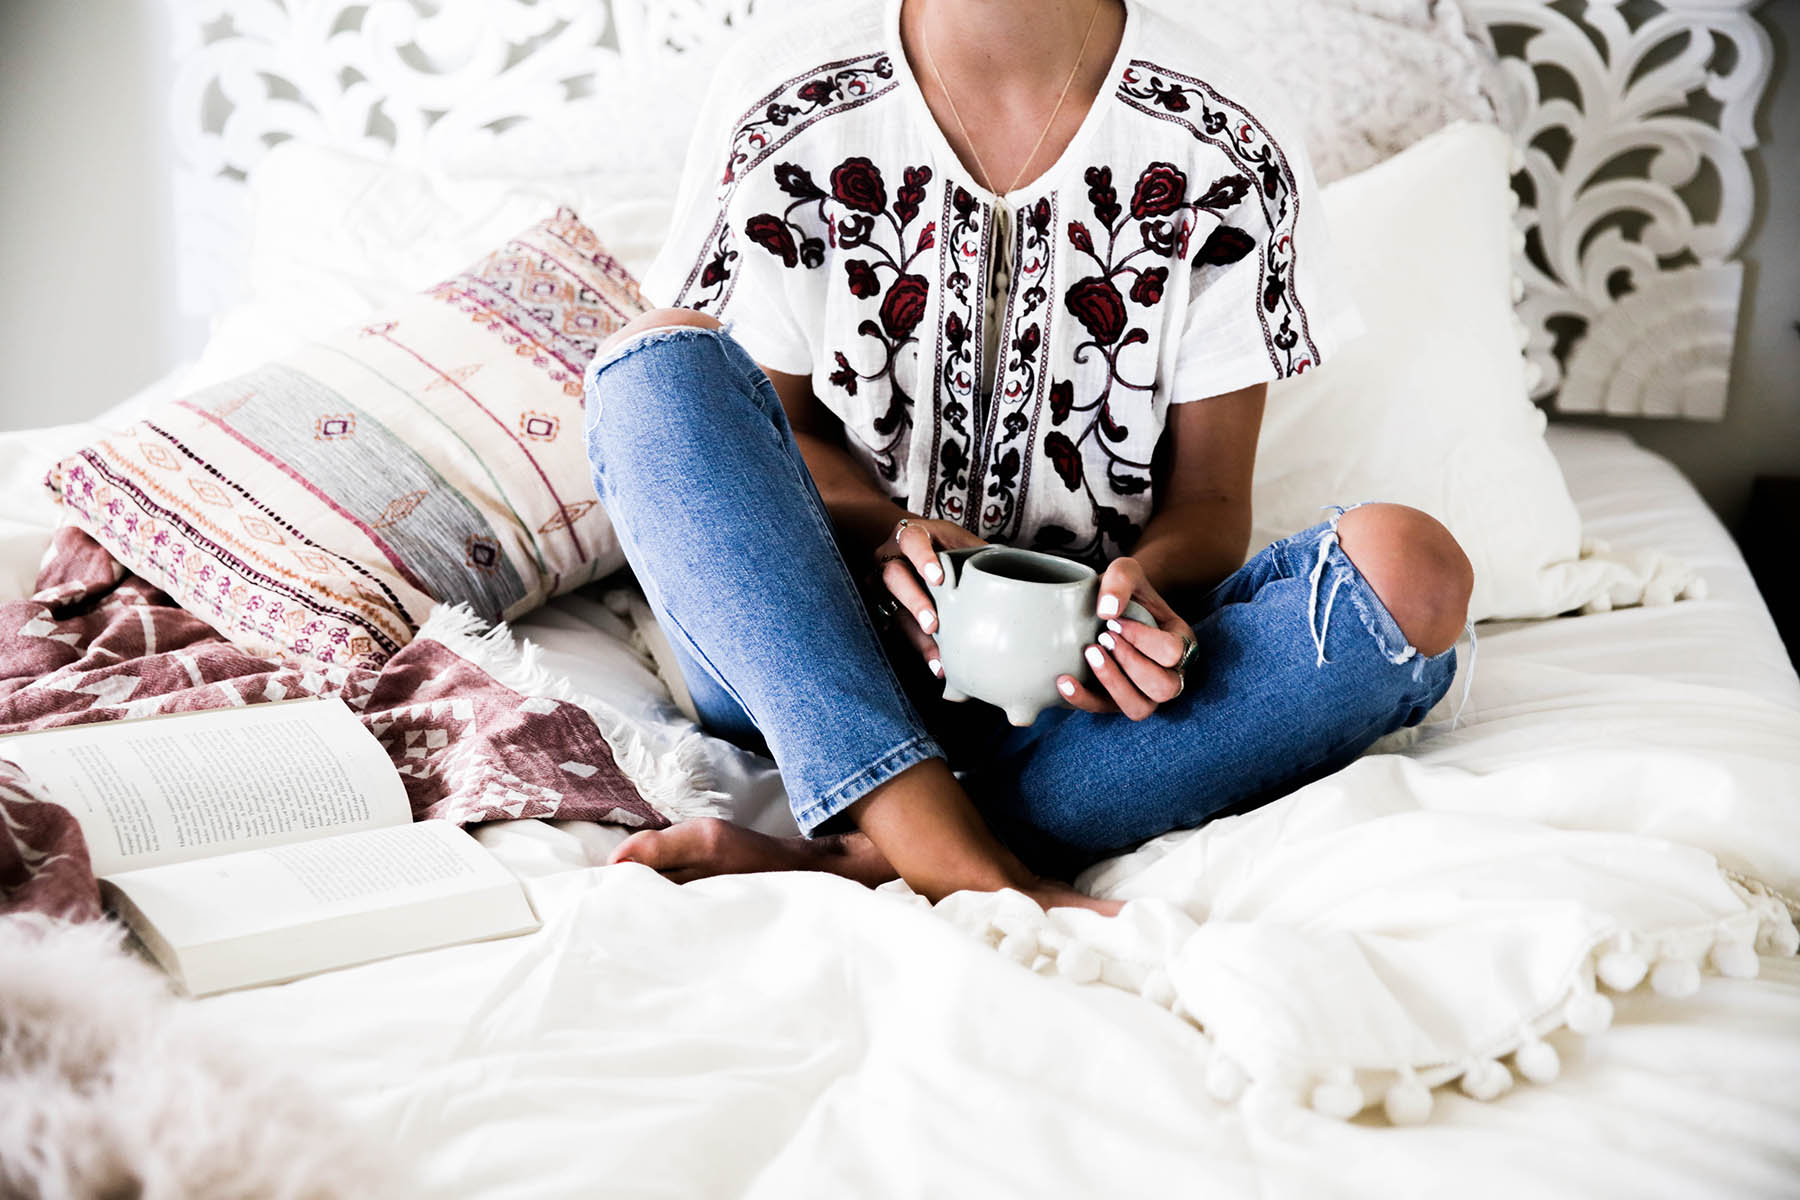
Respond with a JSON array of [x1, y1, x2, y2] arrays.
[[5, 415, 1798, 1196]]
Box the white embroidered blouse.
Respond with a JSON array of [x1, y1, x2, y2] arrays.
[[642, 0, 1363, 568]]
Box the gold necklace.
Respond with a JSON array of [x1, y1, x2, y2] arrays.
[[919, 0, 1105, 198], [918, 0, 1108, 410]]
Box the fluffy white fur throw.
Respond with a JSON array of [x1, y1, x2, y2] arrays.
[[0, 916, 403, 1199]]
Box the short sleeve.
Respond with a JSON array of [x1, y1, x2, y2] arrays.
[[1169, 120, 1364, 402], [640, 58, 815, 377]]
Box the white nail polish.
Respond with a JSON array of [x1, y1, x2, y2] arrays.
[[1099, 632, 1116, 651], [1098, 595, 1120, 618], [1058, 678, 1075, 696], [1084, 646, 1105, 671], [928, 658, 943, 677], [1105, 619, 1122, 634], [927, 564, 945, 584], [918, 608, 935, 631]]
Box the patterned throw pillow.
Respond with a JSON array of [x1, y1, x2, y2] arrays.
[[46, 209, 648, 668]]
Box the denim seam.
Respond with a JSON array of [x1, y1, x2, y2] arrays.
[[794, 733, 944, 834]]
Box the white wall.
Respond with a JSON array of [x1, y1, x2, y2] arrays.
[[0, 0, 1795, 522], [0, 0, 193, 432]]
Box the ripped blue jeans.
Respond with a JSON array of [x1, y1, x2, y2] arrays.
[[584, 324, 1458, 879]]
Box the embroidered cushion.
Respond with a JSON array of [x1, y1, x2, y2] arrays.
[[641, 0, 1363, 572], [45, 209, 647, 667]]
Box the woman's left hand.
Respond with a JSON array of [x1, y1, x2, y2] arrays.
[[1056, 556, 1197, 721]]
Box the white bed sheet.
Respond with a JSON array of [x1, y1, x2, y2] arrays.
[[5, 402, 1797, 1196], [191, 425, 1799, 1198]]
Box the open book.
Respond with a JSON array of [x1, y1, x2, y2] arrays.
[[0, 698, 540, 995]]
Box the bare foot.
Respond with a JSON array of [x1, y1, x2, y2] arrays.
[[610, 818, 1123, 915], [1022, 883, 1124, 918], [609, 818, 896, 887]]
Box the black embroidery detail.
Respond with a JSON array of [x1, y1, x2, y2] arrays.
[[744, 158, 938, 482], [925, 185, 986, 526], [970, 194, 1055, 542], [1116, 58, 1321, 376], [672, 53, 897, 313], [1036, 159, 1228, 564]]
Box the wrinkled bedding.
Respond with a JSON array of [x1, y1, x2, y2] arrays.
[[4, 413, 1798, 1195], [199, 426, 1800, 1197]]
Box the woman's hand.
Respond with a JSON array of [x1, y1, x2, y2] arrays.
[[1056, 556, 1197, 721], [869, 517, 988, 677]]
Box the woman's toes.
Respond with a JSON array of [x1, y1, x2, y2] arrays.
[[606, 817, 814, 881], [608, 829, 668, 868]]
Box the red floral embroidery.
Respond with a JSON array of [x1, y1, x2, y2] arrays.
[[743, 156, 937, 482], [673, 53, 897, 314], [831, 157, 888, 213], [1065, 276, 1128, 346], [1119, 58, 1322, 375]]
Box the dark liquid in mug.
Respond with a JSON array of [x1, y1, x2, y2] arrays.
[[977, 552, 1088, 585]]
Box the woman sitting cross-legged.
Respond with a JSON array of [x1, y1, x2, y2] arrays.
[[582, 0, 1473, 915]]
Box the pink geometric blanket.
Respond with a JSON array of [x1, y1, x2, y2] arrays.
[[1, 528, 689, 922]]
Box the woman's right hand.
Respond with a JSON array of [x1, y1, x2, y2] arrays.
[[871, 517, 987, 677]]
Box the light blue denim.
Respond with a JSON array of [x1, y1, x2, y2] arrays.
[[584, 324, 1456, 879]]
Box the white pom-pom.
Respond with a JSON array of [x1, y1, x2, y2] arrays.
[[1596, 949, 1649, 992], [1522, 360, 1544, 391], [991, 909, 1038, 940], [1511, 315, 1531, 347], [1679, 576, 1709, 602], [1508, 143, 1527, 172], [1643, 580, 1675, 608], [1565, 990, 1613, 1035], [1514, 1038, 1560, 1084], [1205, 1053, 1248, 1103], [1056, 941, 1102, 984], [1310, 1067, 1365, 1120], [1511, 274, 1526, 302], [997, 931, 1039, 965], [1581, 593, 1613, 615], [1098, 958, 1141, 991], [1710, 938, 1759, 979], [1458, 1059, 1511, 1101], [1510, 227, 1527, 255], [1770, 921, 1799, 957], [1383, 1071, 1433, 1125], [1140, 968, 1177, 1010], [1650, 957, 1701, 997]]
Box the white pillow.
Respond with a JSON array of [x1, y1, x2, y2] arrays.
[[180, 142, 683, 392], [1252, 122, 1659, 622]]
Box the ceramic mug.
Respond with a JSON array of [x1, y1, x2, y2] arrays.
[[924, 546, 1156, 726]]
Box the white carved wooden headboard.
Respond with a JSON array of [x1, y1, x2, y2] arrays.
[[167, 0, 1773, 420]]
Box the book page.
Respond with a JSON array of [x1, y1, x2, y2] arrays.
[[0, 698, 408, 876], [102, 821, 539, 994]]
